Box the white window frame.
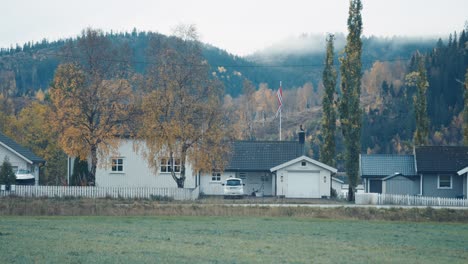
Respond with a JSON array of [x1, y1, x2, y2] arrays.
[[160, 158, 181, 173], [211, 171, 221, 182], [111, 157, 124, 173], [438, 174, 452, 189], [261, 174, 270, 182], [238, 172, 247, 180]]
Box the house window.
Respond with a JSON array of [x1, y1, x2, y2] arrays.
[[111, 158, 124, 172], [261, 174, 269, 182], [301, 161, 307, 167], [239, 172, 247, 180], [212, 171, 221, 182], [438, 175, 452, 189], [160, 158, 181, 173]]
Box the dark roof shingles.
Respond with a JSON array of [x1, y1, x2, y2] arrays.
[[360, 154, 416, 177], [0, 132, 45, 163], [226, 141, 303, 171], [415, 146, 468, 173]]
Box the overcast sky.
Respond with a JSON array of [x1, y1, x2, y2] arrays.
[[2, 0, 467, 56]]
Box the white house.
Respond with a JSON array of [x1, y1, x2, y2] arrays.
[[0, 132, 45, 185], [95, 140, 196, 188], [93, 130, 338, 198]]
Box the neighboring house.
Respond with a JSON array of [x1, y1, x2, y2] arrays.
[[332, 172, 365, 198], [360, 154, 419, 195], [94, 130, 338, 198], [331, 177, 344, 196], [200, 139, 304, 196], [415, 146, 468, 198], [360, 146, 468, 198], [0, 132, 45, 186]]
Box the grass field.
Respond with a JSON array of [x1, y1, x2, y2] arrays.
[[1, 216, 467, 263]]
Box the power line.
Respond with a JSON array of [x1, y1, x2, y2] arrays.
[[26, 50, 412, 70]]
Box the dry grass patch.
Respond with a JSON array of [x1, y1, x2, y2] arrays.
[[1, 197, 467, 222]]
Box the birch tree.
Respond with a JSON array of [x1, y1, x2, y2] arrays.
[[49, 28, 134, 185], [139, 25, 229, 188]]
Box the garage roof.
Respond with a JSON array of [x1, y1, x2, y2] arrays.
[[270, 155, 337, 173]]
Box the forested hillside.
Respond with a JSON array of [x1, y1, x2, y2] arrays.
[[0, 30, 436, 98], [0, 27, 466, 183]]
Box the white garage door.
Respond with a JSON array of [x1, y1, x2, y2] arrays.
[[287, 172, 320, 198]]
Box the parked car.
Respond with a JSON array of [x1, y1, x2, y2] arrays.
[[15, 169, 35, 185], [15, 169, 34, 180], [222, 178, 245, 199]]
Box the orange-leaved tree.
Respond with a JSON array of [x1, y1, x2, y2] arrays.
[[49, 28, 134, 185], [50, 64, 133, 185]]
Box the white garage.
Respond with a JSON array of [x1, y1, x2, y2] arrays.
[[271, 156, 337, 198]]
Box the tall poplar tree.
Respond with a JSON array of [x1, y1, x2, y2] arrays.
[[339, 0, 363, 201], [320, 34, 337, 167], [406, 53, 429, 146]]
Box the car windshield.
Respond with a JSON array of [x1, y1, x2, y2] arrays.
[[16, 169, 31, 174], [226, 179, 241, 186]]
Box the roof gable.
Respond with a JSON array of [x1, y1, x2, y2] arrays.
[[360, 154, 416, 177], [226, 141, 303, 171], [0, 132, 45, 164], [415, 146, 468, 173], [270, 155, 337, 173]]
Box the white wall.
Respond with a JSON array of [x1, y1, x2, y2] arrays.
[[275, 160, 331, 198], [199, 171, 234, 195], [0, 144, 30, 171], [96, 140, 196, 188], [331, 179, 343, 194], [199, 171, 275, 196], [0, 144, 39, 185]]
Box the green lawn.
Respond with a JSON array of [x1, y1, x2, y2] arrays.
[[1, 216, 467, 263]]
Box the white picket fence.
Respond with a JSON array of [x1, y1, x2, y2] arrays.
[[0, 185, 199, 201], [356, 193, 468, 207]]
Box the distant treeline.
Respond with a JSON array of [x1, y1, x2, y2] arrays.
[[0, 29, 436, 98]]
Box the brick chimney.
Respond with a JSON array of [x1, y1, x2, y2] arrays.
[[298, 125, 305, 145]]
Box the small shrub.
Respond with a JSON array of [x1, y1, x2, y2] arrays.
[[0, 156, 16, 186], [150, 195, 174, 202]]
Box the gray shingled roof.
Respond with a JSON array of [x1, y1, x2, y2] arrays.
[[415, 146, 468, 173], [0, 132, 45, 164], [360, 154, 416, 178], [226, 141, 303, 171]]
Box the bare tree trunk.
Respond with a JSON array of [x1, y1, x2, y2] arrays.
[[347, 185, 355, 201], [89, 146, 97, 186]]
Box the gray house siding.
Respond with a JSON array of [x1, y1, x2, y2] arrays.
[[385, 176, 419, 195], [422, 174, 464, 198], [463, 175, 467, 198]]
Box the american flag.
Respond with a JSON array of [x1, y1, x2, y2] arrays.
[[275, 82, 283, 117]]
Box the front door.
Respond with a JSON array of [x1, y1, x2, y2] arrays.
[[369, 179, 382, 193]]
